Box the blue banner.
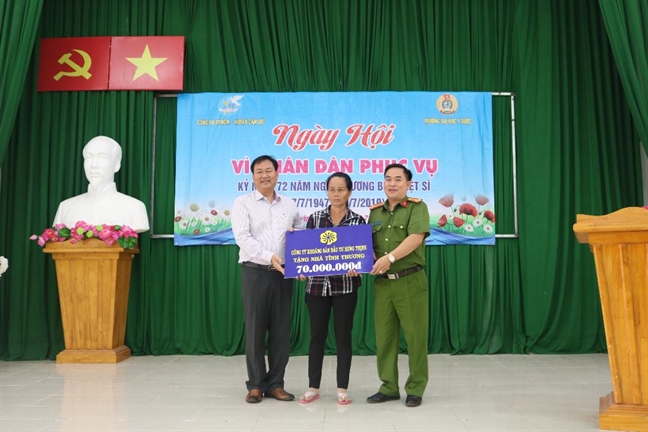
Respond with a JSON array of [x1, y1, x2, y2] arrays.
[[175, 92, 495, 246], [285, 225, 374, 278]]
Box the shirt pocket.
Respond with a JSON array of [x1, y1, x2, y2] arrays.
[[371, 222, 385, 235], [273, 210, 293, 230]]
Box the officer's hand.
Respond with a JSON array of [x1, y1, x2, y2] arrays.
[[370, 256, 391, 275]]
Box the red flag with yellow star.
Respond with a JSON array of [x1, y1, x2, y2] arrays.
[[109, 36, 184, 90], [38, 37, 111, 91]]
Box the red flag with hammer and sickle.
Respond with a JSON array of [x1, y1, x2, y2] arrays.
[[38, 37, 111, 91]]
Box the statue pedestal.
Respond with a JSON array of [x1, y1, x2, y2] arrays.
[[573, 207, 648, 432], [44, 239, 139, 364]]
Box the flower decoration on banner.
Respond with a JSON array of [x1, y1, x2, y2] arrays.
[[0, 256, 8, 279], [30, 222, 138, 249], [432, 192, 496, 239]]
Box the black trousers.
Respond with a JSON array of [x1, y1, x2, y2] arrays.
[[305, 290, 358, 389], [241, 266, 293, 392]]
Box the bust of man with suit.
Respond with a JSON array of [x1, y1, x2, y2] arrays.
[[53, 135, 149, 233]]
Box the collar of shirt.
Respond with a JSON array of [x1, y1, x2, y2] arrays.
[[253, 189, 279, 204], [85, 182, 118, 202]]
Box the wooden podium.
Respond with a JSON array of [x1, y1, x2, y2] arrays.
[[573, 207, 648, 432], [44, 238, 139, 364]]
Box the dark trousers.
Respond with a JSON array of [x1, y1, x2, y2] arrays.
[[305, 290, 358, 389], [241, 266, 293, 392]]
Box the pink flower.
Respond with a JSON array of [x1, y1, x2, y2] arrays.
[[474, 194, 489, 205], [42, 228, 59, 242], [98, 228, 118, 243], [30, 223, 138, 249], [438, 194, 454, 207]]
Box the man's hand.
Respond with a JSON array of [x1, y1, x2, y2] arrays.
[[271, 254, 285, 275], [370, 255, 391, 275]]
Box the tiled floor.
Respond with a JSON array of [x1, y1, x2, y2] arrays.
[[0, 353, 618, 431]]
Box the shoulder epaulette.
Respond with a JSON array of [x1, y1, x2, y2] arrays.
[[407, 197, 423, 203], [369, 201, 385, 210]]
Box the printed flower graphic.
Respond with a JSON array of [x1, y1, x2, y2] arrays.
[[438, 214, 447, 227], [433, 193, 495, 239], [438, 194, 454, 208], [474, 194, 489, 206], [319, 230, 337, 245], [484, 210, 496, 223], [459, 203, 478, 218]]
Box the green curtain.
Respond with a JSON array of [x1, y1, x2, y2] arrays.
[[0, 0, 43, 165], [598, 0, 648, 153], [0, 0, 642, 360]]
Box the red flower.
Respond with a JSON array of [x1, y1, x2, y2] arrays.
[[484, 211, 496, 223], [474, 194, 489, 205], [459, 203, 478, 217], [438, 194, 454, 207], [453, 217, 465, 227], [174, 216, 182, 222], [438, 215, 447, 227], [193, 229, 200, 235], [211, 210, 218, 215]]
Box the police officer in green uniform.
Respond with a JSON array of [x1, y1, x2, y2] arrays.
[[366, 163, 430, 408]]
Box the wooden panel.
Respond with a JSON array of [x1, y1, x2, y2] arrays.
[[593, 242, 648, 407], [574, 208, 648, 431], [599, 392, 648, 432], [44, 239, 138, 363]]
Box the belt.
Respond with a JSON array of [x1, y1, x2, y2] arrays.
[[241, 262, 282, 272], [378, 265, 424, 280]]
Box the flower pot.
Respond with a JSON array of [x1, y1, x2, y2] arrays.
[[43, 238, 139, 363]]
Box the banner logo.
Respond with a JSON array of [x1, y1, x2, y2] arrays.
[[320, 230, 338, 245], [218, 95, 244, 115], [436, 94, 459, 115]]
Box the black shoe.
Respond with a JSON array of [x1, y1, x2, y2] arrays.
[[405, 395, 422, 407], [367, 392, 400, 404]]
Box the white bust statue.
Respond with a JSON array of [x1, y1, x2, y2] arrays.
[[53, 136, 150, 233]]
